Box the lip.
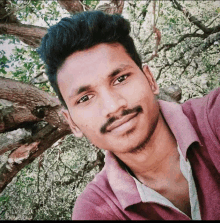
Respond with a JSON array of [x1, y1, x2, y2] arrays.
[[107, 112, 138, 132]]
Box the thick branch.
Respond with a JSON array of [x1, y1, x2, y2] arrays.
[[0, 128, 31, 155], [0, 124, 71, 193], [0, 77, 68, 130], [0, 77, 72, 192], [0, 99, 40, 133], [0, 22, 47, 48]]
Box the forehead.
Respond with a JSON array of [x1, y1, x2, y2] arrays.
[[58, 43, 132, 74], [57, 43, 136, 98]]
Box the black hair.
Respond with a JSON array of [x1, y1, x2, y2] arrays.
[[38, 10, 142, 108]]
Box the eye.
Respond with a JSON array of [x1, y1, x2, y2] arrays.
[[113, 75, 128, 85], [77, 94, 93, 104]]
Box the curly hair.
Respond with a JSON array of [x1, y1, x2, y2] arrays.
[[38, 10, 142, 108]]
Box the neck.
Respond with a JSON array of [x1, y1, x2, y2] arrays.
[[114, 113, 180, 187]]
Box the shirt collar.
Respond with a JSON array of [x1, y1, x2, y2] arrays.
[[104, 100, 201, 209], [104, 151, 142, 209], [158, 100, 202, 159]]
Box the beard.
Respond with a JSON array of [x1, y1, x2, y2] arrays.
[[127, 111, 160, 155]]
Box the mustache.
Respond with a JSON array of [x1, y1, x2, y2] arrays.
[[100, 105, 143, 134]]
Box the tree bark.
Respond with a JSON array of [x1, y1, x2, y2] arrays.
[[0, 77, 71, 193], [0, 77, 66, 127], [0, 124, 70, 193], [0, 23, 47, 48]]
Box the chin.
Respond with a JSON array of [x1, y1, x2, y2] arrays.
[[123, 113, 159, 154]]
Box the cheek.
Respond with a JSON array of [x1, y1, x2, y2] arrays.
[[124, 79, 150, 103], [71, 109, 100, 132]]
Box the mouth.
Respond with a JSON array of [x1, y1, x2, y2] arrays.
[[106, 112, 139, 132]]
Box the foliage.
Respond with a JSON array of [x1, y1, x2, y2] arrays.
[[0, 0, 220, 220], [0, 135, 102, 220], [0, 50, 9, 75], [125, 0, 220, 101]]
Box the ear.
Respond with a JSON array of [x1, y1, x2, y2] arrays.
[[142, 65, 159, 95], [61, 109, 84, 138]]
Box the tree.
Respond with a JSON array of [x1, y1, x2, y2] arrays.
[[0, 0, 219, 220]]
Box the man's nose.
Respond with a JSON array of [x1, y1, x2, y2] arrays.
[[101, 91, 127, 118]]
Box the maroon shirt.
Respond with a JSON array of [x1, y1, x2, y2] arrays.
[[72, 88, 220, 220]]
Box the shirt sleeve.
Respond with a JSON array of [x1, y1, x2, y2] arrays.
[[72, 187, 120, 220]]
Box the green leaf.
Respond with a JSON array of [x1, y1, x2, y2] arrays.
[[170, 18, 176, 24], [0, 196, 9, 202], [26, 177, 34, 181], [85, 0, 92, 5], [0, 68, 7, 74]]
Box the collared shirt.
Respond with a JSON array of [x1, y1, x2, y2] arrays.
[[129, 144, 201, 220], [72, 88, 220, 220]]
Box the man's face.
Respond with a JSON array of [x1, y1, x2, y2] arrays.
[[57, 43, 160, 155]]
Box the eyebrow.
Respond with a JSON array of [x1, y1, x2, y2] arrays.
[[107, 64, 133, 79], [68, 85, 92, 99], [68, 64, 133, 99], [77, 85, 92, 95]]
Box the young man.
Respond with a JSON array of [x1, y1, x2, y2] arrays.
[[38, 11, 220, 220]]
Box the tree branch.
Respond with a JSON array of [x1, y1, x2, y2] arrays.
[[0, 0, 48, 47], [0, 99, 40, 133], [155, 31, 220, 81], [0, 128, 31, 155], [29, 71, 45, 85], [145, 1, 161, 62], [56, 150, 105, 187], [163, 32, 206, 52], [0, 123, 71, 193], [143, 31, 206, 57], [189, 31, 220, 59], [0, 76, 72, 192], [95, 0, 124, 14], [0, 23, 47, 48], [0, 0, 20, 23], [0, 77, 69, 130], [57, 0, 85, 14], [171, 0, 220, 34]]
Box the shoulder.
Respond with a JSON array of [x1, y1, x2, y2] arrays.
[[182, 88, 220, 140], [72, 168, 121, 220], [182, 88, 220, 110]]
